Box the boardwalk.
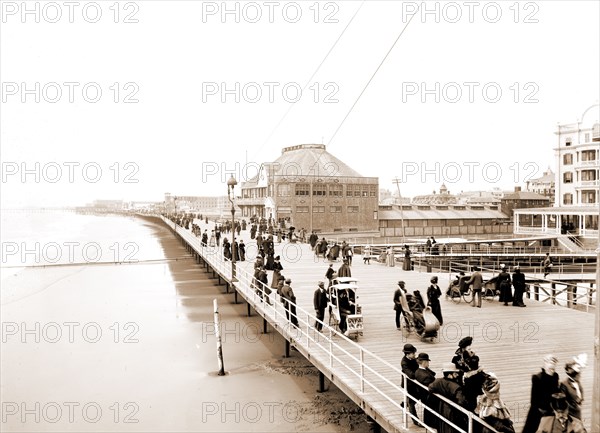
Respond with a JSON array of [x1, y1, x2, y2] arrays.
[[164, 217, 595, 433]]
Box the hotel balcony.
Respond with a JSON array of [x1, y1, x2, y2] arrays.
[[575, 160, 599, 169], [574, 180, 599, 189]]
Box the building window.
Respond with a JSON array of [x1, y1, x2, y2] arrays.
[[296, 206, 309, 213], [329, 184, 343, 197], [295, 184, 309, 196], [354, 186, 361, 197], [330, 206, 342, 213], [370, 185, 377, 197], [346, 185, 354, 197], [581, 190, 596, 204], [563, 154, 573, 165], [348, 206, 359, 213], [563, 193, 573, 205], [278, 184, 290, 197], [313, 206, 325, 213], [565, 138, 572, 146], [581, 150, 597, 161], [361, 186, 369, 197], [313, 184, 326, 196], [563, 172, 573, 183], [581, 170, 597, 181]]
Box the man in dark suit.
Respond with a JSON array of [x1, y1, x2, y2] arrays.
[[401, 344, 421, 427], [465, 266, 483, 308], [415, 353, 437, 429], [313, 281, 328, 331], [522, 354, 560, 433], [393, 281, 408, 330]]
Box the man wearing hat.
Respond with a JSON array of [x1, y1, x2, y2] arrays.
[[522, 355, 560, 433], [313, 281, 328, 332], [400, 344, 421, 426], [280, 278, 299, 328], [393, 281, 408, 331], [415, 353, 437, 429], [400, 343, 420, 426], [428, 363, 468, 433], [465, 266, 484, 308], [512, 265, 527, 307], [536, 393, 587, 433]]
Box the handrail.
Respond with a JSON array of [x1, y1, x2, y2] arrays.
[[159, 215, 504, 433], [446, 261, 596, 312]]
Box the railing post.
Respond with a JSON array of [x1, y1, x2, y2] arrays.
[[329, 327, 333, 368], [307, 312, 310, 349], [360, 348, 365, 393]]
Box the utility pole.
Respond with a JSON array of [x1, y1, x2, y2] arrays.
[[392, 177, 406, 244]]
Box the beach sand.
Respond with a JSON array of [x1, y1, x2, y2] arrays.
[[1, 218, 373, 432]]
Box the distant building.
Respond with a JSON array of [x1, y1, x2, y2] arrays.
[[526, 167, 555, 202], [378, 203, 511, 238], [238, 144, 379, 233], [515, 105, 599, 243], [91, 200, 124, 210], [412, 184, 458, 205], [379, 188, 393, 203], [164, 193, 232, 217], [500, 187, 551, 218]]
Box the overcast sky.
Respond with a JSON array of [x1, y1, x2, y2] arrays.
[[1, 0, 599, 207]]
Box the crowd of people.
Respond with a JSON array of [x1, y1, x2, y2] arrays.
[[167, 214, 589, 432], [401, 338, 588, 433]]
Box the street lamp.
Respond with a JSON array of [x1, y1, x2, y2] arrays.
[[227, 176, 238, 284]]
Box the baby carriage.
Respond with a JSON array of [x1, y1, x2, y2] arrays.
[[402, 290, 440, 342]]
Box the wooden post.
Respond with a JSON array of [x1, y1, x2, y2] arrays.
[[551, 282, 556, 305], [284, 340, 290, 358], [317, 371, 326, 393], [213, 299, 225, 376], [263, 318, 268, 334]]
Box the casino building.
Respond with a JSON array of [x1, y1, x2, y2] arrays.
[[238, 144, 379, 233]]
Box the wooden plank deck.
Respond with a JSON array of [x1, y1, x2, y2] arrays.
[[168, 219, 595, 433], [232, 236, 595, 432]]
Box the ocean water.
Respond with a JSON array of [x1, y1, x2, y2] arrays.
[[1, 211, 166, 272]]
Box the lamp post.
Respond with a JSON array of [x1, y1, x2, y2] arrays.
[[227, 176, 238, 285]]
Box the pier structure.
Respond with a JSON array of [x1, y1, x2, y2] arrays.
[[158, 215, 595, 433]]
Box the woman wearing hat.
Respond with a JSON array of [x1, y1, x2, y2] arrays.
[[496, 264, 513, 306], [475, 374, 515, 433], [512, 265, 526, 307], [427, 276, 443, 326]]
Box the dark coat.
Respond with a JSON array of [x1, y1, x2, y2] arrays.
[[560, 376, 584, 420], [325, 266, 335, 280], [313, 287, 328, 311], [338, 263, 352, 278], [428, 377, 468, 433], [522, 369, 559, 433], [401, 355, 419, 398], [393, 287, 406, 311], [463, 369, 489, 412], [415, 367, 437, 427], [496, 270, 512, 302], [427, 284, 443, 325]]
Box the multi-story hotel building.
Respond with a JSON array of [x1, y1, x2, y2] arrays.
[[514, 105, 599, 245]]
